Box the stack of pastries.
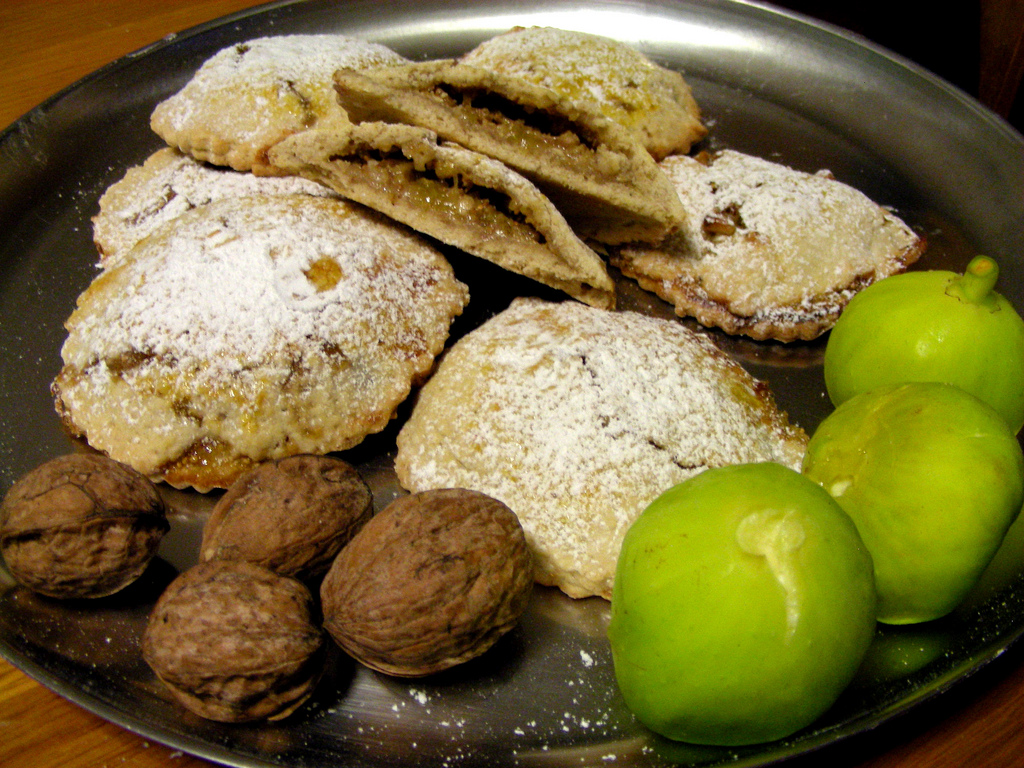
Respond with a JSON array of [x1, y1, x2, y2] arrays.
[[52, 27, 924, 599]]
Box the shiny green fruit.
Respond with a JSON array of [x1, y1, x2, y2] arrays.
[[855, 624, 951, 684], [803, 382, 1024, 624], [608, 463, 876, 746], [824, 256, 1024, 433]]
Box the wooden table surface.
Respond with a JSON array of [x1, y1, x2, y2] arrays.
[[3, 2, 1024, 767]]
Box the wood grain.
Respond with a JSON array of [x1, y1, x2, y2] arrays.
[[980, 0, 1024, 118], [3, 2, 1024, 768], [0, 0, 267, 129], [0, 658, 212, 768]]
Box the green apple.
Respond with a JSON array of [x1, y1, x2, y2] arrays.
[[802, 382, 1024, 624], [824, 256, 1024, 433], [608, 462, 876, 746]]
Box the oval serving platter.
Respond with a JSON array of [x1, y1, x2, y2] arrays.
[[2, 1, 1024, 767]]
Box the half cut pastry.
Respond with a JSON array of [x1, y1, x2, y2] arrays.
[[269, 122, 616, 309], [331, 60, 686, 244], [93, 148, 338, 267], [460, 26, 706, 160], [151, 35, 406, 174], [54, 195, 469, 491], [395, 298, 808, 600], [611, 150, 926, 342]]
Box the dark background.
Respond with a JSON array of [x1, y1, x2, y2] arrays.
[[773, 0, 1024, 132]]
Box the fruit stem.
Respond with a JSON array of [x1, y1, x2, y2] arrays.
[[950, 256, 999, 305]]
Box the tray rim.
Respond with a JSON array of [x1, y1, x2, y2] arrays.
[[3, 2, 1024, 767]]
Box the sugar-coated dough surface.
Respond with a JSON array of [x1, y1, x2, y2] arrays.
[[612, 151, 925, 341], [55, 195, 469, 491], [93, 148, 336, 266], [461, 26, 706, 159], [150, 35, 406, 173], [395, 298, 807, 600]]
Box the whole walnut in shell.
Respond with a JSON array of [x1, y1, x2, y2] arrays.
[[320, 488, 534, 677], [200, 455, 373, 581], [142, 559, 324, 723], [0, 453, 168, 598]]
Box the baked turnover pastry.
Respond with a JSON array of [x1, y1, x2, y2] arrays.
[[460, 26, 706, 160], [93, 148, 337, 266], [611, 150, 925, 342], [54, 195, 469, 491], [151, 35, 406, 174], [395, 298, 808, 600], [332, 60, 686, 244], [269, 122, 616, 309]]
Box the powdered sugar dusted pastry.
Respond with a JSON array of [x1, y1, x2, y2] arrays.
[[54, 195, 469, 492], [93, 148, 337, 266], [151, 35, 406, 174], [270, 122, 616, 309], [394, 298, 807, 600], [332, 61, 686, 244], [460, 26, 706, 160], [611, 150, 925, 342]]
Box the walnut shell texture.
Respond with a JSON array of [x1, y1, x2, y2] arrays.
[[320, 488, 534, 677], [0, 453, 168, 598], [200, 454, 373, 581], [142, 559, 324, 723]]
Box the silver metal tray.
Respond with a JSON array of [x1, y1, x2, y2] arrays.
[[3, 1, 1024, 766]]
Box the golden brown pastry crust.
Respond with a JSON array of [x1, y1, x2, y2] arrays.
[[611, 151, 925, 342], [54, 195, 468, 491], [332, 60, 686, 244], [460, 26, 707, 160], [93, 148, 337, 266], [150, 35, 406, 175], [395, 298, 808, 600], [269, 122, 616, 309]]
